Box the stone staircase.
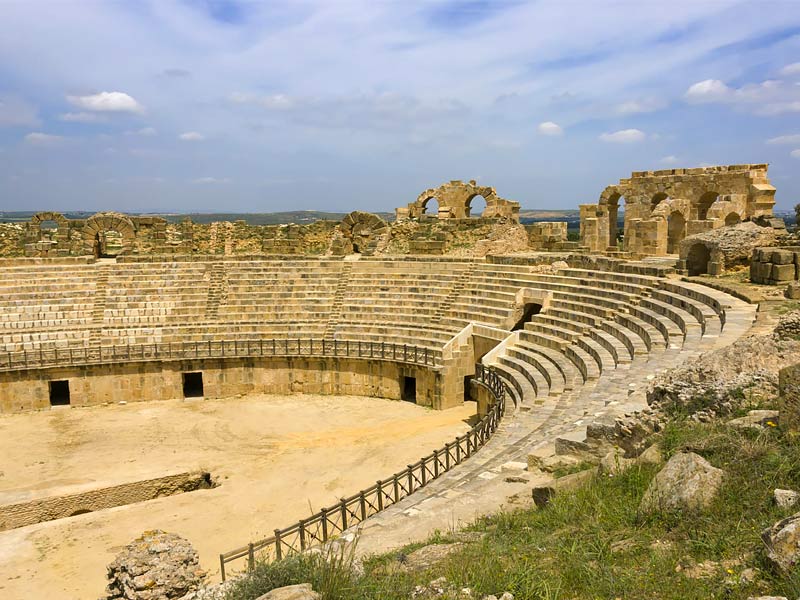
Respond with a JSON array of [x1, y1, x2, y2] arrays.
[[89, 264, 111, 345], [323, 262, 352, 339], [431, 265, 474, 324], [205, 262, 227, 320]]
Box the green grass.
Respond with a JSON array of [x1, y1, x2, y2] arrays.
[[226, 421, 800, 599]]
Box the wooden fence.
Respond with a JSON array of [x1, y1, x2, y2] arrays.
[[218, 362, 507, 581]]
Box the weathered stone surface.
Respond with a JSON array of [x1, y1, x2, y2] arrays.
[[639, 452, 724, 513], [786, 282, 800, 299], [762, 512, 800, 572], [774, 489, 800, 509], [400, 543, 463, 572], [746, 596, 788, 600], [255, 584, 320, 600], [727, 409, 779, 431], [103, 530, 206, 600], [599, 449, 634, 475]]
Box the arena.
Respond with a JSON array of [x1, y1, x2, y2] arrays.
[[0, 195, 761, 598]]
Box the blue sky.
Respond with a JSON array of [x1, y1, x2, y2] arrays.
[[1, 0, 799, 213]]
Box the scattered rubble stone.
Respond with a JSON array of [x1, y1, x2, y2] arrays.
[[640, 452, 724, 514], [103, 530, 206, 600], [774, 489, 800, 509], [254, 584, 320, 600], [762, 511, 800, 572]]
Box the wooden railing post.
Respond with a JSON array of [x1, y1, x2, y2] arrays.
[[359, 491, 367, 521], [247, 543, 255, 572], [220, 555, 226, 582], [275, 529, 283, 560], [299, 519, 306, 550], [376, 481, 384, 511], [320, 508, 328, 542], [340, 498, 348, 530]]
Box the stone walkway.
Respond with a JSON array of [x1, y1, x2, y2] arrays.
[[352, 283, 757, 558]]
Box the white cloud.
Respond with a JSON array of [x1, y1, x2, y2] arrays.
[[191, 176, 229, 184], [781, 63, 800, 76], [767, 134, 800, 145], [791, 149, 800, 159], [179, 131, 204, 141], [684, 79, 732, 103], [60, 111, 107, 123], [24, 132, 65, 146], [126, 127, 157, 136], [598, 128, 646, 143], [537, 121, 563, 136], [684, 78, 800, 115], [0, 96, 40, 127], [616, 97, 667, 115], [660, 155, 679, 165], [66, 91, 144, 114]]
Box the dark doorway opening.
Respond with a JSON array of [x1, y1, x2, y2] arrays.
[[183, 372, 204, 398], [512, 302, 542, 331], [686, 243, 711, 276], [464, 375, 474, 401], [49, 380, 70, 406], [402, 376, 417, 403]]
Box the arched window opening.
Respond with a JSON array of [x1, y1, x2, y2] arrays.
[[607, 194, 625, 250], [725, 212, 741, 226], [687, 243, 711, 276], [667, 211, 686, 254], [93, 230, 124, 258], [651, 192, 669, 212], [467, 194, 487, 218], [697, 191, 719, 220], [422, 197, 439, 217], [39, 220, 59, 242]]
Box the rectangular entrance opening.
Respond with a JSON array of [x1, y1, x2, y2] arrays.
[[464, 375, 474, 401], [402, 376, 417, 403], [182, 372, 204, 398], [49, 380, 70, 406]]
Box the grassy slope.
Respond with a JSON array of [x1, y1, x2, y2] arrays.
[[226, 420, 800, 599]]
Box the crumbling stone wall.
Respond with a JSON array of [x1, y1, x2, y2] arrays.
[[382, 217, 528, 256], [397, 180, 520, 221], [750, 247, 800, 284], [525, 221, 581, 251], [580, 164, 776, 257], [676, 221, 785, 276]]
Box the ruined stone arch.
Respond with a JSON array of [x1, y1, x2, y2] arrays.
[[650, 192, 670, 212], [697, 191, 720, 220], [339, 211, 388, 255], [465, 193, 489, 218], [30, 211, 69, 232], [83, 212, 136, 258], [398, 180, 519, 221], [421, 196, 440, 216], [724, 212, 742, 226], [598, 186, 628, 249]]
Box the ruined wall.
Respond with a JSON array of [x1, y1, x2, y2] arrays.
[[397, 180, 520, 221], [580, 164, 777, 257], [750, 248, 800, 285], [0, 356, 449, 413]]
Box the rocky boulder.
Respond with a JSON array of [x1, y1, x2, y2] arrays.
[[762, 512, 800, 572], [639, 452, 724, 513], [103, 530, 206, 600], [255, 584, 320, 600]]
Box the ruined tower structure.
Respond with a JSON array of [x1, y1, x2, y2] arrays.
[[579, 164, 776, 256]]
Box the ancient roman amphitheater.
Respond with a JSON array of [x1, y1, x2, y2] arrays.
[[0, 165, 782, 599]]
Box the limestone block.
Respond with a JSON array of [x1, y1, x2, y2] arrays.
[[773, 250, 795, 265], [773, 264, 797, 282]]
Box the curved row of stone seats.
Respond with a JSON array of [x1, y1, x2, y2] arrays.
[[217, 261, 343, 322], [96, 322, 330, 346], [489, 271, 727, 410]]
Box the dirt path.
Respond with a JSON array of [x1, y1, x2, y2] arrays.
[[0, 394, 473, 600]]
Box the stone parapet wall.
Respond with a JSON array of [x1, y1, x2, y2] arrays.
[[750, 247, 800, 284]]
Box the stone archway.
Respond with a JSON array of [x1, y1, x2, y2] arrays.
[[421, 197, 440, 217], [686, 242, 711, 276], [725, 212, 741, 226], [466, 194, 488, 218], [339, 211, 388, 255], [82, 213, 136, 258], [697, 191, 719, 220], [598, 188, 626, 250]]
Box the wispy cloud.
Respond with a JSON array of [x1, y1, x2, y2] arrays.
[[599, 129, 646, 143], [660, 155, 680, 164], [537, 121, 563, 136], [179, 131, 205, 141], [60, 112, 107, 123], [767, 134, 800, 145], [24, 132, 65, 146], [191, 176, 230, 184]]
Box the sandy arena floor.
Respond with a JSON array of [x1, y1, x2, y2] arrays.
[[0, 394, 473, 600]]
